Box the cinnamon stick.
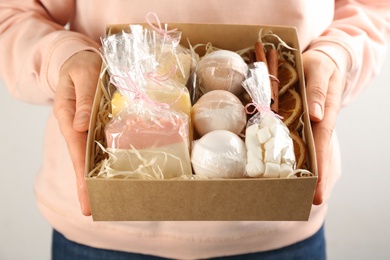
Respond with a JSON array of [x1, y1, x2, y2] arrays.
[[248, 49, 256, 65], [254, 41, 267, 67], [266, 49, 279, 113]]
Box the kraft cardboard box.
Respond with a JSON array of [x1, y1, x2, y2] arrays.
[[85, 23, 318, 221]]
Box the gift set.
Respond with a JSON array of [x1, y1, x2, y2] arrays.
[[85, 14, 317, 221]]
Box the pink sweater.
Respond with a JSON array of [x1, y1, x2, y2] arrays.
[[1, 1, 389, 259]]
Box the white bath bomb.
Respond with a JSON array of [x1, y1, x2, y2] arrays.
[[196, 50, 248, 95], [191, 130, 247, 179], [192, 90, 246, 136]]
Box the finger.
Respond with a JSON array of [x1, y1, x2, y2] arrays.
[[54, 79, 91, 215], [56, 106, 92, 215], [311, 121, 331, 205], [312, 71, 343, 205], [64, 124, 91, 215]]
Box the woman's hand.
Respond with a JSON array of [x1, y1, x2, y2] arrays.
[[302, 50, 343, 205], [53, 51, 102, 216]]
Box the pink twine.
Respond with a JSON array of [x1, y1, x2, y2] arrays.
[[110, 73, 170, 110], [269, 74, 280, 83], [245, 102, 284, 119], [146, 12, 178, 36]]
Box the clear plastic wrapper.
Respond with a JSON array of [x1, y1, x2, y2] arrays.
[[103, 74, 192, 179], [101, 25, 156, 88], [102, 21, 194, 117], [144, 74, 192, 117], [242, 62, 296, 178], [110, 72, 193, 118], [191, 130, 247, 179], [98, 20, 193, 179], [191, 90, 246, 137], [195, 49, 248, 97], [146, 12, 195, 87], [155, 43, 194, 87]]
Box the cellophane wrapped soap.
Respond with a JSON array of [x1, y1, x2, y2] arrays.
[[98, 24, 193, 179], [104, 86, 192, 179]]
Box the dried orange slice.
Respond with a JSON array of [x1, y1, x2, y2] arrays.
[[278, 89, 303, 127], [290, 131, 306, 169], [278, 61, 298, 95]]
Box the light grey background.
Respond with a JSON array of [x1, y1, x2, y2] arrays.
[[1, 53, 390, 259]]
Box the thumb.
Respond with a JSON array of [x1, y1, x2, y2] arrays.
[[303, 51, 333, 122], [73, 93, 94, 132], [70, 52, 101, 132]]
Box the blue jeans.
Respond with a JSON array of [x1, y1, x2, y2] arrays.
[[52, 224, 326, 260]]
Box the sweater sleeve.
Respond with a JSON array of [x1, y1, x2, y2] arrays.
[[307, 0, 390, 106], [0, 0, 100, 105]]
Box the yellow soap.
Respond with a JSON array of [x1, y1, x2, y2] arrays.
[[145, 80, 191, 117], [157, 51, 192, 86], [111, 82, 191, 117], [111, 91, 130, 117]]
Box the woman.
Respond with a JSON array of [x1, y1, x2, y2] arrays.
[[1, 1, 389, 259]]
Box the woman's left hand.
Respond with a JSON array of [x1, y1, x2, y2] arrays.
[[302, 50, 344, 205]]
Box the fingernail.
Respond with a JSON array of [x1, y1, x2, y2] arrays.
[[74, 112, 90, 128], [310, 102, 323, 120]]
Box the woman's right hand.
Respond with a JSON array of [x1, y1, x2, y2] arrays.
[[53, 51, 102, 216]]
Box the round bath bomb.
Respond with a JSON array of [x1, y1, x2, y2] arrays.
[[196, 50, 248, 95], [191, 130, 247, 179], [192, 90, 246, 136]]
